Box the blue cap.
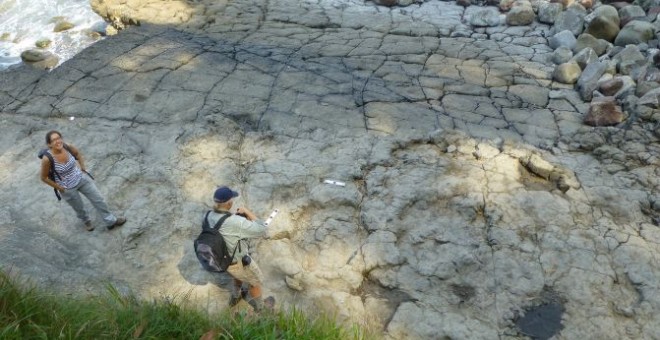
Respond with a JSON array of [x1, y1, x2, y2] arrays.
[[214, 186, 239, 203]]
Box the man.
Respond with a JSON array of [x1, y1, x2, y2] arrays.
[[206, 185, 273, 311]]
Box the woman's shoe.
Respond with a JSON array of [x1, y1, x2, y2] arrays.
[[107, 217, 126, 230]]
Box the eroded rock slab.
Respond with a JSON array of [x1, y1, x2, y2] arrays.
[[0, 0, 659, 339]]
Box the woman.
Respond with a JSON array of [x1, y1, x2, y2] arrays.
[[40, 130, 126, 231]]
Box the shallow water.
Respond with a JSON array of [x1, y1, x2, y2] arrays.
[[0, 0, 105, 70]]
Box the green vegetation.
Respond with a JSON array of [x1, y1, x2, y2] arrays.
[[0, 270, 368, 339]]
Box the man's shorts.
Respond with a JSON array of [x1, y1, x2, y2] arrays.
[[227, 257, 264, 286]]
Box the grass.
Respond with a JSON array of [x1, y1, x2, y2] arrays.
[[0, 269, 369, 339]]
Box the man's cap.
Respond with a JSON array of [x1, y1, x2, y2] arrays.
[[214, 186, 239, 203]]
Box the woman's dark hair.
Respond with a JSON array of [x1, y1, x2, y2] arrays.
[[45, 130, 62, 144]]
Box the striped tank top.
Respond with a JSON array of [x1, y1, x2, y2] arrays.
[[49, 150, 83, 189]]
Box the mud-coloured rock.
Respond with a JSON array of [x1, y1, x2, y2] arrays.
[[584, 96, 626, 125]]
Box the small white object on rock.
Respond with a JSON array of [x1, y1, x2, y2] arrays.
[[69, 116, 75, 121], [323, 179, 346, 187]]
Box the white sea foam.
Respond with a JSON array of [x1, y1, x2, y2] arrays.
[[0, 0, 105, 70]]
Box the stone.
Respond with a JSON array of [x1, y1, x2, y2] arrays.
[[549, 30, 578, 50], [572, 47, 599, 69], [633, 0, 659, 10], [20, 49, 49, 62], [53, 20, 75, 32], [19, 49, 59, 69], [611, 75, 637, 99], [35, 39, 52, 49], [585, 5, 621, 42], [619, 5, 647, 26], [539, 2, 564, 23], [506, 4, 536, 26], [613, 45, 646, 73], [636, 80, 660, 96], [554, 61, 583, 83], [554, 6, 587, 36], [552, 46, 574, 64], [584, 96, 626, 126], [599, 77, 624, 96], [574, 33, 611, 56], [614, 20, 656, 46], [457, 0, 472, 7], [467, 7, 502, 27], [577, 61, 608, 100], [638, 86, 660, 108]]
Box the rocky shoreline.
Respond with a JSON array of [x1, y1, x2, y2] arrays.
[[1, 0, 659, 339]]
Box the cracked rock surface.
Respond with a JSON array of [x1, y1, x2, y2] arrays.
[[0, 0, 659, 339]]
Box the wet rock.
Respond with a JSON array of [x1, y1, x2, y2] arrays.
[[584, 96, 626, 126], [35, 39, 52, 49], [516, 302, 565, 340], [53, 20, 75, 33], [19, 49, 59, 69]]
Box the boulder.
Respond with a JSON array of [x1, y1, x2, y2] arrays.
[[585, 5, 621, 41], [618, 5, 647, 26], [572, 47, 599, 69], [614, 20, 656, 46], [552, 46, 574, 64], [638, 86, 660, 108], [35, 39, 52, 49], [554, 5, 587, 36], [598, 77, 624, 96], [549, 30, 578, 50], [574, 33, 612, 55], [578, 61, 608, 100], [554, 61, 583, 83], [468, 7, 503, 27], [19, 49, 59, 69], [584, 96, 626, 126], [539, 2, 564, 23], [506, 2, 536, 26], [612, 45, 646, 72], [633, 0, 659, 10], [53, 20, 75, 33], [585, 16, 619, 42]]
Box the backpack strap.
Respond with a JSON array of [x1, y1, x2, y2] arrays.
[[42, 151, 63, 201], [202, 211, 231, 231]]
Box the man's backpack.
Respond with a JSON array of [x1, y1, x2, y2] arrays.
[[38, 144, 75, 201], [194, 211, 238, 273]]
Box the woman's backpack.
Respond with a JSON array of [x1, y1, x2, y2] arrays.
[[194, 211, 238, 273]]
